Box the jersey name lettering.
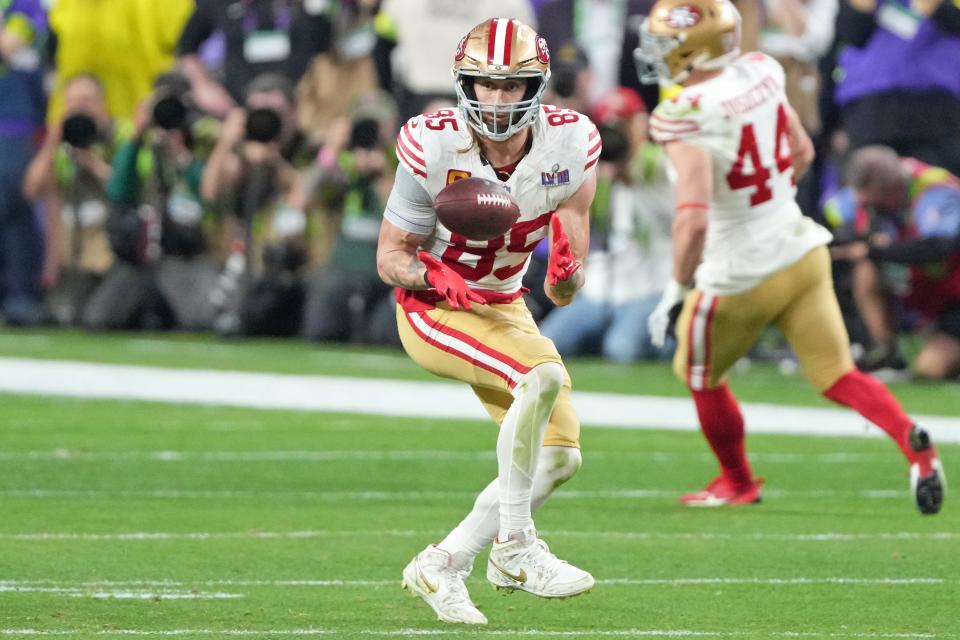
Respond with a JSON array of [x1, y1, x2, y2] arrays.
[[721, 75, 780, 117]]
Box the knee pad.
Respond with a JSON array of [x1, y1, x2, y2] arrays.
[[518, 361, 565, 403], [539, 445, 582, 485]]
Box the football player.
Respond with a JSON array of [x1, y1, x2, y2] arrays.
[[375, 18, 601, 624], [636, 0, 945, 512]]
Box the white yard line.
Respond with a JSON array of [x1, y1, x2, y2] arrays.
[[0, 577, 947, 589], [0, 488, 912, 500], [547, 530, 960, 542], [0, 358, 956, 443], [0, 530, 430, 541], [0, 450, 500, 462], [0, 632, 336, 637], [596, 578, 945, 585], [0, 450, 890, 463], [0, 586, 241, 599], [0, 629, 938, 638], [2, 530, 956, 542]]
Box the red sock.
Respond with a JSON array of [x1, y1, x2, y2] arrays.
[[823, 369, 913, 458], [691, 383, 753, 487]]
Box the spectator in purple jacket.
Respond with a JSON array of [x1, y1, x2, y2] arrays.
[[0, 0, 46, 325], [834, 0, 960, 175]]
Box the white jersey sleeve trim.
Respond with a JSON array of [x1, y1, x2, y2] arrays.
[[649, 113, 702, 143], [396, 119, 427, 178], [585, 123, 602, 171]]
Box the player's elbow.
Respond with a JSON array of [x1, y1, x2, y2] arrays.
[[789, 114, 815, 178], [375, 249, 393, 286], [793, 142, 815, 178]]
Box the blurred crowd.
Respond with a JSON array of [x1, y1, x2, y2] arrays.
[[0, 0, 958, 380]]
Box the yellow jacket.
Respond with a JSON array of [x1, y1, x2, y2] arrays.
[[48, 0, 194, 123]]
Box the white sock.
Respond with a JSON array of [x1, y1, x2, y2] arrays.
[[496, 362, 564, 539], [437, 445, 582, 569]]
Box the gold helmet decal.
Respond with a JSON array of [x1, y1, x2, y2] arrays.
[[454, 35, 469, 61], [635, 0, 741, 85], [664, 5, 703, 28], [452, 18, 551, 141]]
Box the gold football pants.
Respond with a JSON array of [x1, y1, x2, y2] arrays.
[[396, 298, 580, 448], [674, 246, 854, 392]]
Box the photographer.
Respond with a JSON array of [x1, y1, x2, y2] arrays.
[[540, 87, 675, 362], [22, 74, 121, 326], [80, 72, 218, 331], [541, 42, 591, 116], [202, 73, 312, 336], [828, 146, 960, 380], [302, 94, 400, 346], [176, 0, 335, 117]]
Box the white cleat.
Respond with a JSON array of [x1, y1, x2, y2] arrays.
[[401, 545, 488, 625], [487, 526, 594, 598]]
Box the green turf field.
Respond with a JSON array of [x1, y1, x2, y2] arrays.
[[0, 330, 958, 638]]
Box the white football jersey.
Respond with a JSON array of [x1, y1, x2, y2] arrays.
[[395, 105, 600, 295], [650, 52, 832, 295]]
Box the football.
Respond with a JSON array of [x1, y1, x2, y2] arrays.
[[433, 177, 521, 240]]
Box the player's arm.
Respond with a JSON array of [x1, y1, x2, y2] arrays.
[[376, 165, 435, 290], [786, 103, 815, 180], [866, 192, 960, 264], [665, 140, 711, 287], [547, 169, 596, 306], [376, 220, 431, 290], [376, 168, 485, 309], [646, 140, 711, 348]]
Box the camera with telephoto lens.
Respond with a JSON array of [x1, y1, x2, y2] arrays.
[[152, 94, 190, 130], [245, 107, 283, 143], [551, 43, 588, 99], [553, 70, 577, 99], [349, 117, 380, 150], [61, 113, 98, 149], [150, 72, 197, 131]]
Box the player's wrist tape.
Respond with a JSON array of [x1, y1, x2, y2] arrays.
[[665, 278, 690, 302], [676, 202, 708, 212]]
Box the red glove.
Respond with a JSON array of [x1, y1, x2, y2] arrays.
[[547, 216, 582, 286], [418, 251, 485, 311]]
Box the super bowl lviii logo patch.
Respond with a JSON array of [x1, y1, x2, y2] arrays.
[[541, 164, 570, 187], [446, 169, 472, 184]]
